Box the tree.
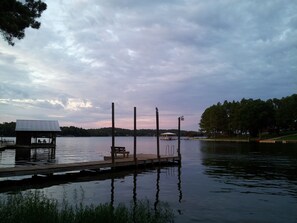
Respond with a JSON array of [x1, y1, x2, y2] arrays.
[[237, 99, 274, 137], [200, 103, 228, 137], [199, 95, 296, 138], [275, 94, 297, 130], [0, 0, 47, 46], [0, 122, 16, 136]]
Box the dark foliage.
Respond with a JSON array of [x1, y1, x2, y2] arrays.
[[59, 127, 195, 137], [60, 126, 91, 137], [0, 122, 197, 137], [0, 122, 16, 137], [0, 0, 47, 45], [200, 94, 297, 137]]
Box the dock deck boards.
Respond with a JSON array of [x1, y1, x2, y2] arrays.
[[0, 154, 180, 177]]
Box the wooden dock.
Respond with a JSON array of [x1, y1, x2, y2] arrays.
[[0, 154, 180, 178], [3, 143, 56, 149]]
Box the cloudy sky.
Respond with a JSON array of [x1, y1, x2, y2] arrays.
[[0, 0, 296, 130]]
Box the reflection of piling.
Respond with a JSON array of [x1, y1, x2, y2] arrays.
[[133, 171, 137, 204], [133, 171, 137, 222], [15, 147, 56, 162], [50, 148, 56, 160], [110, 177, 115, 209], [177, 164, 183, 203], [154, 167, 160, 211]]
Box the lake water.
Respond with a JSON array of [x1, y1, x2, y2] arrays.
[[1, 137, 297, 223]]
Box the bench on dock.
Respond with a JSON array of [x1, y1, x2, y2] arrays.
[[111, 146, 130, 158]]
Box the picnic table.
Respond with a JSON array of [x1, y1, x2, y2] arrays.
[[111, 146, 130, 158]]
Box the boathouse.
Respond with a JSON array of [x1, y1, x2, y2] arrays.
[[160, 132, 177, 140], [15, 120, 61, 147]]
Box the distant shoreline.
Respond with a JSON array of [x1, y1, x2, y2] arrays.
[[197, 138, 250, 143], [197, 135, 297, 144]]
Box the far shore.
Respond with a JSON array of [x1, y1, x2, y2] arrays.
[[196, 133, 297, 144], [197, 138, 250, 143]]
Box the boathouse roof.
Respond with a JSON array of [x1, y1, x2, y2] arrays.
[[160, 132, 176, 136], [15, 120, 61, 132]]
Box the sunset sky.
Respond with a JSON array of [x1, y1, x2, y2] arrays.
[[0, 0, 296, 130]]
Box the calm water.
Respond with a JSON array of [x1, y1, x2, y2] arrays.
[[1, 137, 297, 223]]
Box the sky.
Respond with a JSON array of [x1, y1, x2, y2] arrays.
[[0, 0, 296, 131]]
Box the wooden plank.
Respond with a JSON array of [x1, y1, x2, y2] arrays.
[[0, 154, 180, 177]]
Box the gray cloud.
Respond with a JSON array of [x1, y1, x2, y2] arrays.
[[0, 0, 296, 130]]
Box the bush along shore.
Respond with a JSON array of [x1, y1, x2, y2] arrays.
[[0, 191, 174, 223]]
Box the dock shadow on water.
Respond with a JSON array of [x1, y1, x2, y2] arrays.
[[200, 141, 297, 198], [15, 147, 56, 164], [0, 164, 182, 222]]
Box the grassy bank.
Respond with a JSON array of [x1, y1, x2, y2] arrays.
[[0, 191, 174, 223], [198, 132, 297, 143]]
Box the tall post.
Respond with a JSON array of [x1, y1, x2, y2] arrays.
[[134, 106, 137, 163], [178, 117, 181, 160], [156, 107, 160, 159], [178, 116, 183, 162], [112, 102, 115, 165]]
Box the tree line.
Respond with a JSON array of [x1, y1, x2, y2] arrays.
[[199, 94, 297, 137], [0, 123, 197, 137], [60, 127, 196, 137]]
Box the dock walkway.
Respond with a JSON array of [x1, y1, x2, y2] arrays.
[[0, 154, 180, 178]]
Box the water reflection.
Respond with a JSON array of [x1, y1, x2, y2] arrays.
[[15, 148, 56, 163], [133, 171, 137, 222], [0, 148, 56, 168], [177, 164, 182, 203], [0, 164, 183, 222], [133, 171, 137, 205], [0, 165, 183, 207], [200, 141, 297, 197], [110, 177, 114, 208], [154, 167, 160, 211]]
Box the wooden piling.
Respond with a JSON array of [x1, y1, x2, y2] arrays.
[[112, 102, 115, 165], [178, 117, 181, 161], [156, 108, 160, 159], [134, 107, 137, 163]]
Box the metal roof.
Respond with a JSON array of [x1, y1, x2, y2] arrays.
[[15, 120, 61, 132], [160, 132, 176, 136]]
